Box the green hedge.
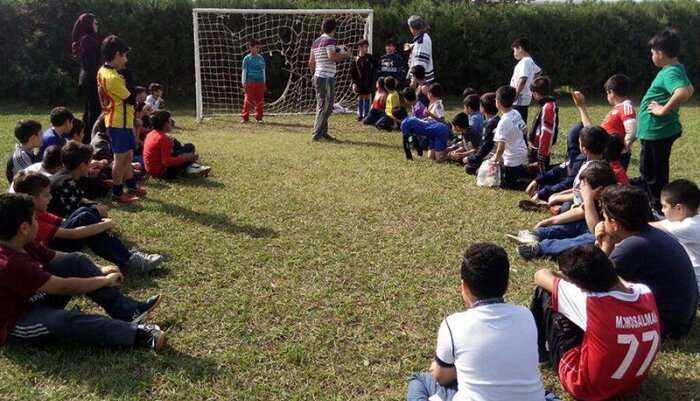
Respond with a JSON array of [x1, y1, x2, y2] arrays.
[[1, 0, 699, 103]]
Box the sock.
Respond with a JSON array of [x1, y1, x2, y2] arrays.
[[363, 98, 371, 118], [126, 178, 137, 191], [113, 184, 124, 197], [357, 99, 363, 118]]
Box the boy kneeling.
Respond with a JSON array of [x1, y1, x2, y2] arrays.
[[0, 193, 166, 350]]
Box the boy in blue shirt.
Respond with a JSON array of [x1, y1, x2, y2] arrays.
[[392, 106, 449, 161], [241, 39, 266, 124], [377, 40, 405, 87], [39, 107, 74, 159], [463, 94, 484, 134]]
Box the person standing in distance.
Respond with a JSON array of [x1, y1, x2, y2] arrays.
[[404, 15, 434, 84], [309, 18, 350, 142], [71, 13, 102, 142]]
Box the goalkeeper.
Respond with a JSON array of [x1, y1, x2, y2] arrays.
[[241, 39, 266, 124]]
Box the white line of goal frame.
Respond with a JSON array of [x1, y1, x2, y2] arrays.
[[192, 8, 374, 122]]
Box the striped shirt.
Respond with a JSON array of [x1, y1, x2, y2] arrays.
[[408, 32, 434, 82], [311, 34, 337, 78]]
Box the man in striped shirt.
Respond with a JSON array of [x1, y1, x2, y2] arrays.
[[309, 18, 350, 142], [404, 15, 434, 84]]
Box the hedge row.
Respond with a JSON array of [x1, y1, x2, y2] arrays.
[[1, 0, 698, 103]]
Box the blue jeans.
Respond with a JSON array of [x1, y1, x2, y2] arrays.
[[48, 206, 133, 270], [375, 115, 395, 131], [537, 220, 595, 256], [407, 372, 457, 401], [313, 76, 335, 139]]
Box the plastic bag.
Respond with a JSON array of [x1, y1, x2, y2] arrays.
[[476, 161, 501, 188]]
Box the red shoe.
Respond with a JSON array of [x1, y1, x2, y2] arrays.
[[116, 192, 141, 203], [130, 185, 148, 197]]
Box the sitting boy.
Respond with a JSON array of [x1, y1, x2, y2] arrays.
[[143, 110, 211, 178], [0, 193, 165, 350], [527, 76, 558, 176], [407, 243, 558, 401], [463, 93, 484, 134], [596, 185, 698, 339], [38, 107, 73, 159], [14, 171, 162, 274], [392, 106, 449, 162], [488, 85, 528, 189], [447, 113, 480, 164], [403, 87, 426, 119], [375, 77, 400, 131], [48, 142, 108, 218], [531, 245, 661, 401], [8, 145, 62, 194], [362, 77, 387, 126], [409, 65, 430, 107], [572, 73, 637, 169], [6, 120, 42, 184], [464, 93, 500, 175], [146, 82, 165, 111], [425, 83, 446, 123], [651, 179, 700, 291], [508, 161, 617, 259]]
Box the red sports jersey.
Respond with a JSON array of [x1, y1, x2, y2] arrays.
[[601, 100, 636, 137], [553, 278, 661, 401], [610, 160, 630, 185]]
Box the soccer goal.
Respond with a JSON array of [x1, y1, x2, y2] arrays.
[[192, 8, 374, 122]]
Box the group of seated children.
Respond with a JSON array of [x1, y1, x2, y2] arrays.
[[0, 35, 218, 354]]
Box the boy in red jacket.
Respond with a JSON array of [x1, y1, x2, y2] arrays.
[[143, 110, 211, 179]]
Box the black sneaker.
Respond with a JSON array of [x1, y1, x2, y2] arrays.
[[131, 294, 162, 324], [518, 243, 541, 260], [518, 199, 550, 212], [136, 324, 167, 351]]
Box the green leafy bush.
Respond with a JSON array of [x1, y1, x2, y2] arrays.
[[0, 0, 698, 103]]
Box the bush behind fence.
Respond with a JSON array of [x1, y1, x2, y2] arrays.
[[0, 0, 698, 103]]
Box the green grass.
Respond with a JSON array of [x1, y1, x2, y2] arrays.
[[0, 98, 698, 401]]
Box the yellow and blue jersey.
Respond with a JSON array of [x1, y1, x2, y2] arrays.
[[97, 65, 133, 129]]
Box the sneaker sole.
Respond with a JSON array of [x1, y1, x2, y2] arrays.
[[154, 329, 168, 352], [132, 295, 163, 324], [505, 233, 539, 245]]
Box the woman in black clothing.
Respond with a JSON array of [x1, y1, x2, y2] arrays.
[[72, 13, 102, 143]]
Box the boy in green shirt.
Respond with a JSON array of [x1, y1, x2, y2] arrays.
[[637, 27, 694, 212]]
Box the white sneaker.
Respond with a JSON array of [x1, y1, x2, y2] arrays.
[[185, 164, 212, 177], [505, 230, 540, 244]]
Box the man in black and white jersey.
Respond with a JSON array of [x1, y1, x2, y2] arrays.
[[404, 15, 434, 84]]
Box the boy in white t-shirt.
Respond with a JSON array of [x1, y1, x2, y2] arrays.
[[425, 83, 446, 123], [406, 243, 561, 401], [510, 37, 541, 124], [652, 179, 700, 290], [489, 85, 528, 189]]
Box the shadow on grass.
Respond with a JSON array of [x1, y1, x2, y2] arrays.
[[144, 177, 225, 189], [334, 138, 399, 150], [262, 121, 314, 129], [148, 198, 279, 239], [2, 344, 218, 398]]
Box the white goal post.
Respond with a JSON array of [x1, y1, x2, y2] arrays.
[[193, 8, 374, 122]]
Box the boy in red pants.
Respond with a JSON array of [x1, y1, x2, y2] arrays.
[[240, 39, 266, 124]]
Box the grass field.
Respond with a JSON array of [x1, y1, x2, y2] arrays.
[[0, 98, 698, 401]]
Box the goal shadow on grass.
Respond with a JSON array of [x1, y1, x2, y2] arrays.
[[147, 198, 279, 239], [2, 345, 218, 399]]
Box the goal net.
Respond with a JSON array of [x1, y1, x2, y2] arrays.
[[193, 8, 374, 121]]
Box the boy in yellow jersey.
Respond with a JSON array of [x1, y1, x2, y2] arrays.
[[97, 35, 144, 203]]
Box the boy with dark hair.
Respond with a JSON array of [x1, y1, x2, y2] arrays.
[[146, 83, 164, 111], [509, 161, 617, 259], [48, 142, 107, 218], [20, 145, 62, 179], [409, 65, 430, 107], [377, 40, 405, 87], [13, 171, 162, 274], [637, 27, 694, 213], [527, 76, 558, 175], [407, 243, 556, 401], [376, 77, 399, 131], [402, 87, 426, 119], [39, 107, 74, 158], [464, 93, 500, 175], [143, 110, 210, 178], [363, 77, 387, 125], [462, 87, 477, 99], [425, 83, 445, 123], [596, 185, 698, 339], [0, 193, 166, 350], [463, 94, 484, 134], [530, 245, 661, 401], [97, 35, 143, 203], [393, 106, 449, 161], [241, 39, 267, 124], [510, 37, 541, 123], [652, 179, 700, 290], [6, 120, 42, 183], [350, 39, 376, 122], [572, 73, 637, 169], [489, 85, 528, 189], [447, 113, 479, 164]]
